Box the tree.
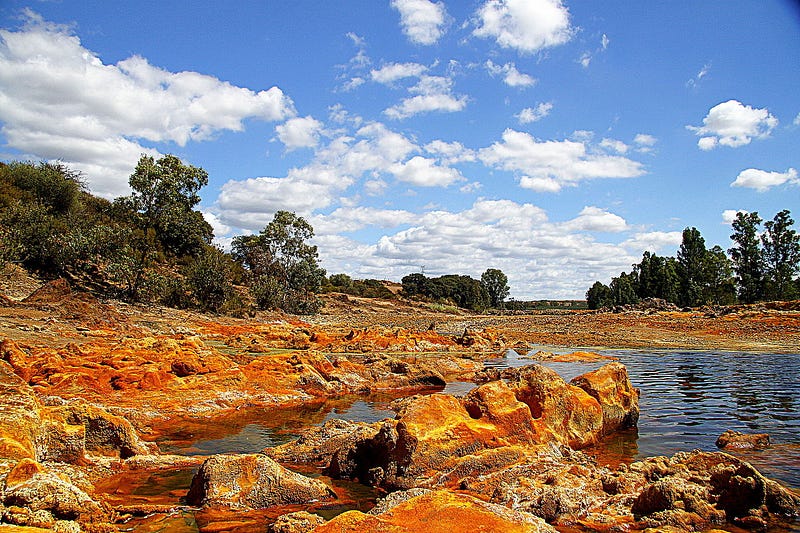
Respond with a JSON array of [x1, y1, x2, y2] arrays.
[[113, 154, 213, 300], [610, 272, 639, 305], [762, 209, 800, 300], [586, 281, 613, 309], [232, 211, 326, 314], [729, 211, 764, 304], [120, 154, 213, 257], [481, 268, 510, 308], [401, 273, 428, 297], [703, 245, 736, 305], [677, 227, 707, 307]]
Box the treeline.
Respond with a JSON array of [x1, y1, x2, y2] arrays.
[[586, 211, 800, 309], [400, 268, 510, 311], [0, 158, 325, 315]]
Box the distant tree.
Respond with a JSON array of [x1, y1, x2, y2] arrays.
[[762, 209, 800, 300], [232, 211, 325, 314], [610, 272, 639, 305], [729, 211, 764, 304], [703, 245, 736, 305], [401, 273, 428, 297], [677, 227, 708, 307], [184, 246, 235, 313], [328, 273, 354, 291], [586, 281, 613, 309], [481, 268, 510, 308]]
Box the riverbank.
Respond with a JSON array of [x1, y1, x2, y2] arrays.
[[1, 278, 799, 532]]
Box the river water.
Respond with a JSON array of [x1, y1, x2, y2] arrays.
[[121, 349, 800, 531]]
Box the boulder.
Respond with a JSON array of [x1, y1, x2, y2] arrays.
[[510, 364, 604, 449], [570, 362, 640, 435], [186, 454, 335, 509], [715, 429, 770, 450], [268, 511, 325, 533], [311, 489, 557, 533], [265, 418, 381, 466], [0, 359, 42, 460]]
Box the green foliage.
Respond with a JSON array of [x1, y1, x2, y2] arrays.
[[610, 272, 639, 305], [0, 161, 84, 215], [677, 227, 707, 307], [729, 211, 764, 304], [586, 281, 613, 309], [401, 272, 489, 311], [761, 209, 800, 300], [703, 245, 736, 305], [480, 268, 510, 308], [324, 274, 395, 299], [184, 246, 236, 312], [232, 211, 326, 314]]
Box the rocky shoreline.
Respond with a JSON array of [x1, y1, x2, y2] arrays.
[[1, 279, 799, 532]]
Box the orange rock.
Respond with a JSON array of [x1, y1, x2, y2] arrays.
[[511, 364, 604, 449], [5, 458, 44, 488], [312, 489, 557, 532], [570, 362, 640, 435], [0, 359, 41, 460]]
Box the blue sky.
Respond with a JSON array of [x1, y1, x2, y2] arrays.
[[1, 1, 798, 299]]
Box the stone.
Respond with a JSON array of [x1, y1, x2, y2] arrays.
[[311, 489, 557, 533], [186, 454, 336, 509], [715, 429, 770, 450], [0, 359, 42, 460], [570, 362, 640, 435], [268, 511, 325, 533]]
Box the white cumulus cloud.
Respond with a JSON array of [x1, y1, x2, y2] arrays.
[[730, 167, 798, 192], [371, 62, 428, 84], [688, 100, 778, 150], [473, 0, 574, 54], [384, 75, 468, 119], [0, 13, 295, 197], [391, 0, 448, 45], [485, 60, 536, 87], [563, 206, 629, 233], [390, 156, 464, 187], [276, 116, 324, 150], [517, 102, 553, 124], [479, 129, 645, 192]]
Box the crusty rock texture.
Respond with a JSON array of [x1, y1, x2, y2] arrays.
[[186, 454, 336, 509]]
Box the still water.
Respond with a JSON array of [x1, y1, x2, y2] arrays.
[[158, 349, 800, 488]]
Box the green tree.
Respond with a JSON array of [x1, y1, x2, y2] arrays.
[[114, 154, 213, 299], [185, 246, 235, 312], [729, 211, 764, 304], [232, 211, 326, 314], [610, 272, 639, 305], [401, 273, 428, 297], [677, 227, 708, 307], [703, 245, 736, 305], [762, 209, 800, 300], [480, 268, 510, 308], [586, 281, 613, 309]]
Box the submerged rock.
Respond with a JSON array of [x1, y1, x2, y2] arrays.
[[186, 454, 335, 509], [715, 429, 770, 450]]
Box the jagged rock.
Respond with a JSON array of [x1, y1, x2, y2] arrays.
[[570, 362, 640, 435], [268, 511, 326, 533], [186, 454, 335, 509], [311, 489, 557, 533], [0, 359, 41, 460], [265, 418, 381, 466], [715, 429, 770, 449]]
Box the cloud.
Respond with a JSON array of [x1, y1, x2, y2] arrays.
[[0, 13, 295, 197], [563, 206, 628, 233], [315, 199, 643, 299], [578, 51, 592, 68], [517, 102, 553, 124], [473, 0, 574, 54], [390, 156, 464, 187], [391, 0, 448, 45], [424, 140, 477, 164], [601, 33, 609, 50], [795, 112, 800, 126], [311, 206, 416, 235], [686, 62, 711, 88], [371, 62, 428, 84], [384, 75, 468, 119], [276, 116, 324, 150], [730, 167, 798, 192], [722, 209, 748, 225], [633, 133, 657, 150], [600, 138, 629, 154], [485, 60, 536, 87], [621, 231, 683, 254], [688, 100, 778, 149], [479, 129, 646, 192]]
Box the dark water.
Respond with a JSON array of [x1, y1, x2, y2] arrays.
[[479, 349, 800, 489]]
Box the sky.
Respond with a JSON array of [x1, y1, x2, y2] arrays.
[[1, 1, 798, 300]]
